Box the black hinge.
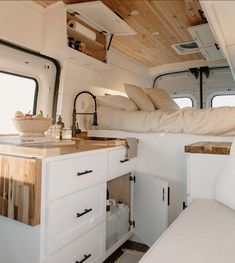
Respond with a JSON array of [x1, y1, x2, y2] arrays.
[[168, 187, 170, 206], [107, 34, 114, 51], [129, 175, 136, 183], [183, 202, 187, 210], [162, 188, 165, 202], [129, 220, 135, 228], [215, 43, 220, 50]]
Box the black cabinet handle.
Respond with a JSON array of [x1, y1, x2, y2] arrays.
[[77, 170, 93, 176], [120, 158, 130, 163], [76, 254, 91, 263], [77, 208, 92, 218]]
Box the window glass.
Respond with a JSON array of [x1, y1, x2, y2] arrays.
[[173, 97, 193, 108], [212, 95, 235, 108], [0, 72, 37, 134]]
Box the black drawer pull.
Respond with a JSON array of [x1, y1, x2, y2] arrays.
[[120, 158, 130, 163], [77, 208, 92, 218], [77, 170, 93, 176], [76, 254, 91, 263]]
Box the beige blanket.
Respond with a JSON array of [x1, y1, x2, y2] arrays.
[[85, 106, 235, 136]]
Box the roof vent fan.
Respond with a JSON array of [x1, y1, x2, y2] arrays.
[[171, 41, 200, 55]]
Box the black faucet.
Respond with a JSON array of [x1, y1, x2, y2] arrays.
[[72, 90, 98, 137]]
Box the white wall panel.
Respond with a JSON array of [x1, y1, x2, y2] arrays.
[[0, 1, 45, 52]]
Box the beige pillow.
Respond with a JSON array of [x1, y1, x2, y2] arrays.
[[145, 88, 179, 110], [97, 95, 138, 111], [124, 84, 155, 112]]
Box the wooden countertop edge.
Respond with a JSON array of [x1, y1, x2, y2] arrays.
[[0, 139, 127, 158], [185, 141, 232, 155]]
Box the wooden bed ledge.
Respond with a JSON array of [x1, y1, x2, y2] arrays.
[[185, 141, 232, 155]]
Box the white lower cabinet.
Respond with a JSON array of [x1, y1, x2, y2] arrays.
[[45, 222, 106, 263], [43, 147, 169, 263], [46, 183, 106, 254], [186, 153, 228, 204], [0, 146, 169, 263]]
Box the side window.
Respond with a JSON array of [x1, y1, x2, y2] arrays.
[[0, 71, 38, 134], [173, 97, 193, 108], [211, 95, 235, 108]]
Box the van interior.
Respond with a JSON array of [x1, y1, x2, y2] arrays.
[[0, 1, 235, 263]]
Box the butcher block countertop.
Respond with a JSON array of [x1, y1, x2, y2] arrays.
[[0, 138, 126, 158], [185, 141, 232, 155]]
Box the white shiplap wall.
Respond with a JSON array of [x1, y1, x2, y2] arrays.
[[0, 1, 45, 52], [0, 0, 151, 127]]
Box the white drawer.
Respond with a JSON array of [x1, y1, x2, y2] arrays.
[[47, 152, 107, 200], [45, 222, 105, 263], [107, 148, 136, 180], [46, 183, 106, 255]]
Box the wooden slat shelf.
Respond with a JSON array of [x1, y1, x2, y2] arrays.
[[0, 156, 41, 226]]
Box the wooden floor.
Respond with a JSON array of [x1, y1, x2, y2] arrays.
[[104, 240, 149, 263]]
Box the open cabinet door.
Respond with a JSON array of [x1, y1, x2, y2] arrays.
[[132, 171, 168, 247]]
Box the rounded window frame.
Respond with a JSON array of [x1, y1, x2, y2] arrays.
[[210, 93, 235, 108]]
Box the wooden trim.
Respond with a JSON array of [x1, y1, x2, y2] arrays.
[[0, 156, 41, 226]]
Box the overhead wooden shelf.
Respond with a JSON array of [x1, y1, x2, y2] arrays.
[[43, 2, 108, 70], [67, 26, 105, 52]]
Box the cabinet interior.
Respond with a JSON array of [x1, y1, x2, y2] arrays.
[[106, 173, 132, 252], [66, 12, 107, 63], [107, 173, 131, 209]]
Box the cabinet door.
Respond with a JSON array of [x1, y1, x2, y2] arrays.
[[188, 24, 216, 47], [200, 45, 224, 61], [132, 172, 168, 247]]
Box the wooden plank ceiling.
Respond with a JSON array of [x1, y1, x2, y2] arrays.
[[36, 0, 205, 68]]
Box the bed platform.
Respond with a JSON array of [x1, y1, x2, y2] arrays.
[[140, 199, 235, 263], [86, 106, 235, 136]]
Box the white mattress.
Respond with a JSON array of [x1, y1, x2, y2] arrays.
[[140, 199, 235, 263], [85, 106, 235, 136]]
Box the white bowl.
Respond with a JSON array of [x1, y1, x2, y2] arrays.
[[12, 118, 52, 137]]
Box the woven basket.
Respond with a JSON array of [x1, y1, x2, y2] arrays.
[[12, 118, 52, 137]]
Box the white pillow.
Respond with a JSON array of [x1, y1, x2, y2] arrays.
[[145, 88, 179, 111], [216, 139, 235, 210], [124, 83, 155, 112], [97, 95, 138, 111]]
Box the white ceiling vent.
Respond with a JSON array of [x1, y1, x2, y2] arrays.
[[171, 41, 200, 55]]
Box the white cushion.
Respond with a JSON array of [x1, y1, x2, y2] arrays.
[[216, 139, 235, 210], [145, 88, 179, 111], [140, 199, 235, 263], [124, 84, 155, 112], [97, 95, 138, 111]]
